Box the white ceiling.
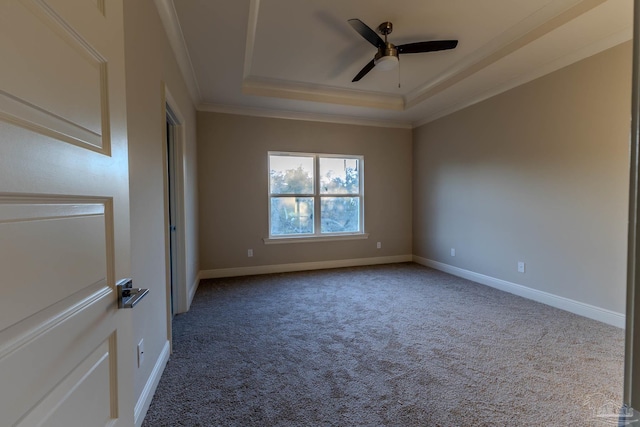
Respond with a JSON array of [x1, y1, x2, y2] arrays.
[[155, 0, 633, 128]]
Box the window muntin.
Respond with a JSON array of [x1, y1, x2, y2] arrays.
[[269, 152, 363, 238]]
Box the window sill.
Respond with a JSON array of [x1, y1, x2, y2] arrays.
[[263, 233, 369, 245]]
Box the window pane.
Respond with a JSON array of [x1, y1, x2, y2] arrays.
[[319, 157, 360, 194], [270, 197, 314, 235], [321, 197, 360, 233], [270, 155, 314, 194]]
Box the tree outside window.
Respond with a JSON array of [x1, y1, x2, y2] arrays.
[[269, 153, 364, 237]]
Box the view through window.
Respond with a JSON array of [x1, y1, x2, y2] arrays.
[[269, 152, 364, 237]]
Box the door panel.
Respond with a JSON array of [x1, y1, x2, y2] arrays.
[[1, 290, 115, 426], [0, 0, 133, 425], [0, 0, 109, 151], [16, 338, 115, 427], [0, 199, 107, 331]]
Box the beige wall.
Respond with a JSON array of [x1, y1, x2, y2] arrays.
[[413, 42, 631, 314], [198, 112, 412, 271], [123, 0, 198, 417]]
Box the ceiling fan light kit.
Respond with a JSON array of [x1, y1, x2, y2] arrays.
[[347, 18, 458, 82], [374, 54, 398, 71]]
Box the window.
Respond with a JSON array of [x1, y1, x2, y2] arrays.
[[268, 152, 364, 239]]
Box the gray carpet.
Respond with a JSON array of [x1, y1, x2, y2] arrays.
[[142, 263, 624, 426]]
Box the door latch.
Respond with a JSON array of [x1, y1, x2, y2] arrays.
[[116, 278, 149, 309]]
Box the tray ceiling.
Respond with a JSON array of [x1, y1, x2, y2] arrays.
[[155, 0, 632, 128]]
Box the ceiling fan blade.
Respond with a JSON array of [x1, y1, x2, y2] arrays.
[[352, 59, 376, 82], [397, 40, 458, 54], [348, 19, 385, 49]]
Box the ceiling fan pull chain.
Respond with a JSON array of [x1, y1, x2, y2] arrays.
[[398, 60, 401, 88]]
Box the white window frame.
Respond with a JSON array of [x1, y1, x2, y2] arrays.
[[265, 151, 367, 244]]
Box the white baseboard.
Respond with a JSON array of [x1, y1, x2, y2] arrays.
[[187, 272, 200, 311], [199, 255, 413, 279], [413, 256, 625, 329], [135, 340, 170, 427]]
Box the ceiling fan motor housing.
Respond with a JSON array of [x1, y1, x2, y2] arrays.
[[374, 43, 399, 70], [374, 43, 398, 61], [376, 43, 398, 61]]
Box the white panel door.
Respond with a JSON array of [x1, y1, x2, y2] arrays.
[[0, 0, 134, 426]]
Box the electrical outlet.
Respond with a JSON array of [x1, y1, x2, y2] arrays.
[[451, 248, 456, 257], [137, 339, 144, 368], [518, 261, 525, 273], [376, 242, 381, 249], [248, 249, 253, 257]]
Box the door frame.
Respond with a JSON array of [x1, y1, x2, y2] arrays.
[[625, 0, 640, 420], [161, 84, 188, 343]]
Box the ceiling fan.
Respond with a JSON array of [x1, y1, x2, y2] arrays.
[[348, 19, 458, 82]]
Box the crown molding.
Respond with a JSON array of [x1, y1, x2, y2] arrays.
[[154, 0, 201, 104], [405, 0, 608, 109], [197, 102, 412, 129], [242, 77, 405, 111], [413, 26, 632, 128]]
